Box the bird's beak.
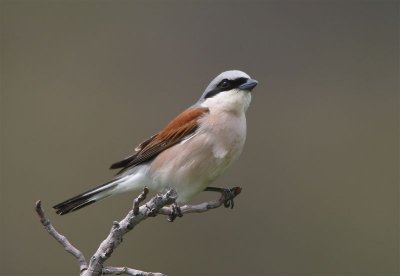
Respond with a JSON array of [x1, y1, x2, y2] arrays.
[[239, 79, 258, 91]]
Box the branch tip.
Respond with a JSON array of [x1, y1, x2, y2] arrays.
[[35, 200, 44, 215], [232, 186, 242, 195], [134, 187, 150, 215], [35, 200, 42, 208]]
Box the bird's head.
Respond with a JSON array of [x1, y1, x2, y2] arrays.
[[198, 70, 258, 113]]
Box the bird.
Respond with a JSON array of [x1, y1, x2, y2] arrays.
[[53, 70, 258, 215]]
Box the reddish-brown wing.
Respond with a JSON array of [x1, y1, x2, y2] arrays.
[[110, 107, 209, 175]]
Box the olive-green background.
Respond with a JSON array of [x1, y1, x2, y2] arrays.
[[1, 1, 398, 275]]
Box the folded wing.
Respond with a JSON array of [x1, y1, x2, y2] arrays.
[[110, 107, 209, 175]]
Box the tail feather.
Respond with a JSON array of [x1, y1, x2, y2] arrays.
[[53, 180, 117, 215]]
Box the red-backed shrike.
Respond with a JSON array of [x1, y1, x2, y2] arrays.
[[54, 70, 258, 215]]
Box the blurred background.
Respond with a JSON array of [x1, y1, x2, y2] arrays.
[[1, 1, 398, 275]]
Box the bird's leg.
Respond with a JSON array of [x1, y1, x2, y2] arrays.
[[168, 202, 183, 222], [204, 186, 242, 209]]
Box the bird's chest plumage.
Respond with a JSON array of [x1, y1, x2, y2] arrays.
[[203, 110, 247, 176], [149, 108, 247, 203]]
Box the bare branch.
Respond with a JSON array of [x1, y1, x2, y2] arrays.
[[159, 186, 242, 216], [36, 186, 242, 276], [102, 266, 164, 276], [81, 189, 177, 276], [133, 187, 149, 215], [35, 200, 88, 273]]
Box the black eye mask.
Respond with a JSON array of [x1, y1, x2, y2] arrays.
[[204, 77, 248, 99]]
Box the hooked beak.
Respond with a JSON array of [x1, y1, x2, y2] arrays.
[[239, 79, 258, 91]]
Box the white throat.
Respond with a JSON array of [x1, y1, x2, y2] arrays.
[[201, 89, 252, 114]]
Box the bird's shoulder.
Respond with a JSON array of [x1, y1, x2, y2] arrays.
[[110, 107, 209, 174]]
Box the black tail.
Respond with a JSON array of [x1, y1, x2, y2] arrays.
[[53, 180, 117, 215]]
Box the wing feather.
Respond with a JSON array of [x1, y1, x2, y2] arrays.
[[110, 107, 209, 175]]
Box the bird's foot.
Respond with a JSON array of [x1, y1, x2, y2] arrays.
[[168, 203, 183, 222], [220, 187, 242, 209], [205, 186, 242, 209]]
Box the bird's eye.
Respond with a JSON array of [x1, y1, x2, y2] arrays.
[[219, 79, 230, 89]]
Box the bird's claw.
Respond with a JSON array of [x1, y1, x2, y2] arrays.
[[221, 187, 242, 209]]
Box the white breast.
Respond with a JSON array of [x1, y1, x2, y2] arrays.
[[199, 107, 247, 180], [148, 91, 250, 203]]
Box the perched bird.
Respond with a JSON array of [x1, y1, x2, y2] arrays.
[[54, 70, 258, 215]]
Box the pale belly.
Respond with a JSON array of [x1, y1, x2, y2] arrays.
[[148, 112, 247, 203]]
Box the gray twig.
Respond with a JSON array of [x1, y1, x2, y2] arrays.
[[133, 187, 149, 215], [102, 266, 164, 276], [159, 186, 242, 216], [82, 190, 177, 276], [36, 186, 242, 276], [35, 200, 88, 273]]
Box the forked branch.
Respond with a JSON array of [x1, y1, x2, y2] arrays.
[[35, 187, 241, 276]]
